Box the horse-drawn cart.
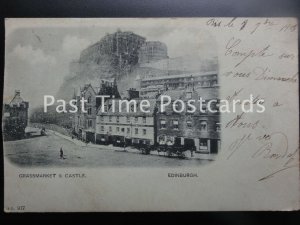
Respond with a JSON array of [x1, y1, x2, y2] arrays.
[[137, 143, 194, 159]]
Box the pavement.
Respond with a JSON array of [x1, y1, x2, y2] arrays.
[[4, 127, 216, 167], [47, 128, 217, 161]]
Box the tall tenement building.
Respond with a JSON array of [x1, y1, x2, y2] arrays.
[[156, 87, 220, 154], [73, 79, 120, 143], [138, 71, 219, 97], [3, 90, 29, 140], [96, 98, 157, 146]]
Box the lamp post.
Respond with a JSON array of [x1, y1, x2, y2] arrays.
[[191, 75, 194, 91]]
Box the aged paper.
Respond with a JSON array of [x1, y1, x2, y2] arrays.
[[3, 18, 299, 212]]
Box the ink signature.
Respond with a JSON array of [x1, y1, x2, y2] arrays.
[[226, 131, 299, 181]]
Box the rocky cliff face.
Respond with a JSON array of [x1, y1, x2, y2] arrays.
[[56, 30, 189, 100], [57, 31, 146, 100], [79, 30, 146, 74]]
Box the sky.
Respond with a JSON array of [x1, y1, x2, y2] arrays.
[[4, 19, 217, 109]]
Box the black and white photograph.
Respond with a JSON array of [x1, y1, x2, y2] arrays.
[[2, 18, 299, 212], [3, 21, 220, 167]]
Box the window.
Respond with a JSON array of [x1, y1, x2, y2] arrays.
[[4, 112, 10, 117], [200, 121, 207, 131], [160, 119, 166, 129], [100, 116, 104, 122], [87, 96, 91, 103], [216, 122, 221, 132], [158, 135, 166, 144], [135, 117, 138, 123], [186, 92, 192, 99], [186, 120, 192, 128], [116, 127, 120, 132], [131, 105, 135, 112], [87, 107, 92, 115], [88, 119, 92, 128], [109, 126, 112, 132], [127, 116, 130, 123], [109, 116, 112, 122], [121, 128, 125, 132], [127, 128, 130, 134], [143, 117, 146, 123], [101, 126, 104, 131], [201, 103, 207, 113], [143, 129, 146, 135], [200, 139, 208, 150], [135, 128, 138, 134], [173, 120, 179, 130], [116, 116, 119, 123], [174, 101, 184, 112]]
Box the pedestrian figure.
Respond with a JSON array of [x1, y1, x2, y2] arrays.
[[60, 147, 64, 159], [190, 146, 195, 157], [190, 149, 194, 157]]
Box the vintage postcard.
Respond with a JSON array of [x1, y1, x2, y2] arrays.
[[2, 18, 299, 212]]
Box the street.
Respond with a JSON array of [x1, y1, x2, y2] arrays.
[[4, 128, 213, 167]]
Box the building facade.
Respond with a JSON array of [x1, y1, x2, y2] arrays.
[[140, 71, 219, 90], [73, 79, 120, 143], [139, 84, 165, 99], [3, 90, 29, 140], [156, 88, 220, 154], [73, 71, 220, 154], [73, 84, 98, 143], [96, 98, 157, 147]]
